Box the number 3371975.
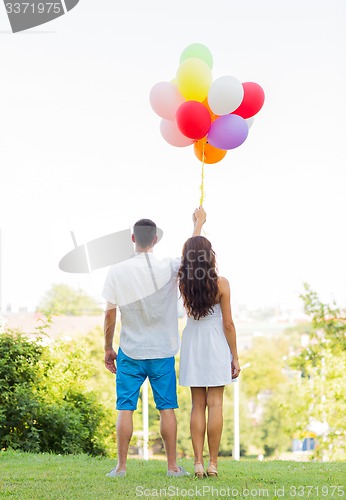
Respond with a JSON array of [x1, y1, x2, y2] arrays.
[[5, 3, 62, 15]]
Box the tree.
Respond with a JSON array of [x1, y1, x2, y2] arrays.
[[241, 336, 289, 400], [37, 283, 102, 316], [298, 283, 346, 354], [240, 336, 294, 456], [286, 283, 346, 460], [260, 382, 296, 456]]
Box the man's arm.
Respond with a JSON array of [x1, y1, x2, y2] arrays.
[[192, 207, 206, 236], [104, 302, 117, 374]]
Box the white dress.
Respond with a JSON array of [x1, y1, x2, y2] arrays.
[[179, 303, 233, 387]]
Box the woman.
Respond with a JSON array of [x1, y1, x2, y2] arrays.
[[178, 235, 241, 478]]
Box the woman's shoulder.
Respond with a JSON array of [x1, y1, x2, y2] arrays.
[[216, 276, 230, 303], [218, 276, 230, 289]]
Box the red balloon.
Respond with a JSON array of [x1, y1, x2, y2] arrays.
[[232, 82, 265, 119], [176, 101, 211, 140]]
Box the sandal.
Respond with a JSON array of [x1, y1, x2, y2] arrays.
[[194, 462, 207, 479], [206, 463, 218, 477]]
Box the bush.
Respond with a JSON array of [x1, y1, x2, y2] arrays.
[[0, 327, 107, 455]]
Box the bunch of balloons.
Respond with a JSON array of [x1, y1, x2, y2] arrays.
[[149, 43, 265, 165]]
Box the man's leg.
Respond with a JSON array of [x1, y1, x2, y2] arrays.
[[112, 349, 145, 475], [159, 409, 180, 471], [148, 356, 183, 473], [147, 356, 189, 477], [115, 410, 134, 472]]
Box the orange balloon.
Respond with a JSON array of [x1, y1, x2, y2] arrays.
[[202, 98, 219, 122], [194, 140, 227, 164]]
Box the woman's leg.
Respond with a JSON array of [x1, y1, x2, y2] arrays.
[[190, 387, 207, 464], [206, 386, 225, 465]]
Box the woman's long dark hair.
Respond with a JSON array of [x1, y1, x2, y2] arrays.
[[178, 236, 219, 320]]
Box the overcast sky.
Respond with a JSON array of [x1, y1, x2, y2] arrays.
[[0, 0, 345, 312]]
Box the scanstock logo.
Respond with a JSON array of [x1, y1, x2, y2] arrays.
[[4, 0, 79, 33]]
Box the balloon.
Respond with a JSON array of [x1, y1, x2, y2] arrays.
[[232, 82, 265, 119], [202, 98, 219, 122], [180, 43, 213, 70], [194, 140, 227, 164], [245, 117, 254, 129], [207, 75, 244, 115], [176, 58, 212, 102], [176, 101, 211, 140], [207, 115, 248, 150], [160, 119, 194, 147], [149, 82, 185, 120]]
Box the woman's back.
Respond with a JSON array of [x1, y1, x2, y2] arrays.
[[186, 302, 222, 322]]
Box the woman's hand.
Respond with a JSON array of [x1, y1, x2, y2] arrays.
[[194, 207, 206, 224], [192, 207, 207, 236], [231, 357, 241, 379]]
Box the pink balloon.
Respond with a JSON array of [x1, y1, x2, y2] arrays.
[[160, 119, 194, 147], [149, 82, 185, 120]]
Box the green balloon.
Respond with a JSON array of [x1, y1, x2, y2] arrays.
[[180, 43, 213, 70]]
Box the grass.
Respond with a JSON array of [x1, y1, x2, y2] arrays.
[[0, 451, 345, 499]]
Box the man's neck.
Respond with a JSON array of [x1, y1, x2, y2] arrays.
[[135, 246, 154, 253]]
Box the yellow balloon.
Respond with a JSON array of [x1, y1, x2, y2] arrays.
[[176, 57, 212, 102]]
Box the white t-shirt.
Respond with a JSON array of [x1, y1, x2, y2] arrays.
[[102, 253, 181, 360]]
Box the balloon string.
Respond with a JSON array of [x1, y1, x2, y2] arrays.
[[199, 142, 205, 207]]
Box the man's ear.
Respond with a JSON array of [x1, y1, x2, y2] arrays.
[[153, 235, 158, 246], [132, 234, 136, 243]]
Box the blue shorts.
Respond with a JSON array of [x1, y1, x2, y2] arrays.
[[115, 348, 178, 411]]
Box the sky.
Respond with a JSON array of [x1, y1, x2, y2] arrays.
[[0, 0, 345, 313]]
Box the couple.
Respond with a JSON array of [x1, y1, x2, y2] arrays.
[[103, 207, 241, 478]]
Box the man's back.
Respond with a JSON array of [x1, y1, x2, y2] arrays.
[[102, 253, 181, 359]]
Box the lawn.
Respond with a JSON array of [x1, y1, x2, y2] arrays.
[[0, 451, 345, 499]]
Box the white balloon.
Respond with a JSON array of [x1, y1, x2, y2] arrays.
[[245, 117, 254, 129], [208, 75, 244, 115]]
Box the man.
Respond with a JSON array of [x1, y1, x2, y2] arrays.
[[102, 207, 206, 477]]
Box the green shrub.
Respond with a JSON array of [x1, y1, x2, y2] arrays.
[[0, 327, 107, 455]]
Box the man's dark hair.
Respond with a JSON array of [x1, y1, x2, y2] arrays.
[[133, 219, 157, 248]]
